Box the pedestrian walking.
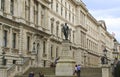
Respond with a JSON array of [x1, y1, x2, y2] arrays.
[[28, 71, 34, 77], [73, 65, 77, 75], [77, 64, 81, 77]]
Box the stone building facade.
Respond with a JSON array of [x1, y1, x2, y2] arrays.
[[0, 0, 116, 68]]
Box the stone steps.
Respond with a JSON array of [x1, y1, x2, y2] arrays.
[[15, 75, 76, 77], [23, 67, 55, 75], [15, 67, 102, 77], [81, 67, 102, 77]]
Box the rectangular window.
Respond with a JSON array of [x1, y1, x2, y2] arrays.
[[12, 33, 16, 48], [72, 8, 74, 23], [56, 25, 59, 36], [61, 6, 63, 16], [56, 2, 58, 12], [56, 47, 58, 58], [61, 0, 62, 3], [10, 0, 14, 15], [72, 14, 74, 23], [51, 0, 53, 9], [69, 13, 71, 21], [3, 30, 7, 47], [13, 60, 16, 64], [65, 10, 67, 19], [73, 31, 75, 43], [34, 1, 38, 25], [27, 36, 30, 51], [51, 22, 54, 34], [43, 41, 46, 54], [65, 2, 67, 19], [1, 0, 5, 11], [80, 11, 85, 26], [51, 45, 53, 59], [25, 0, 30, 21]]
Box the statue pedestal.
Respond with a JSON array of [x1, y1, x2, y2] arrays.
[[102, 64, 110, 77], [56, 40, 75, 76]]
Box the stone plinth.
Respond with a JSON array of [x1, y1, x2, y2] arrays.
[[56, 40, 75, 76], [102, 64, 110, 77]]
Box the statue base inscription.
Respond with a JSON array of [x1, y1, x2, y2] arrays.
[[56, 40, 75, 76]]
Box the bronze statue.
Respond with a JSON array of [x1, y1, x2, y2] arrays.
[[101, 55, 108, 64], [62, 23, 69, 40]]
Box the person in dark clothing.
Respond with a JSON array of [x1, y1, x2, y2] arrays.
[[77, 64, 81, 77], [29, 71, 34, 77], [39, 72, 44, 77]]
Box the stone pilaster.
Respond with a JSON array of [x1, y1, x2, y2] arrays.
[[19, 26, 23, 55], [0, 23, 3, 53], [46, 39, 49, 59], [30, 0, 34, 27], [9, 28, 12, 53]]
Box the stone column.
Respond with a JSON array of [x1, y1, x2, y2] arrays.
[[44, 8, 49, 30], [102, 65, 110, 77], [19, 26, 23, 55], [56, 40, 75, 76], [0, 23, 3, 53], [9, 28, 12, 53]]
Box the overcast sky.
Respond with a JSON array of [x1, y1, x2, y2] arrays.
[[82, 0, 120, 42]]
